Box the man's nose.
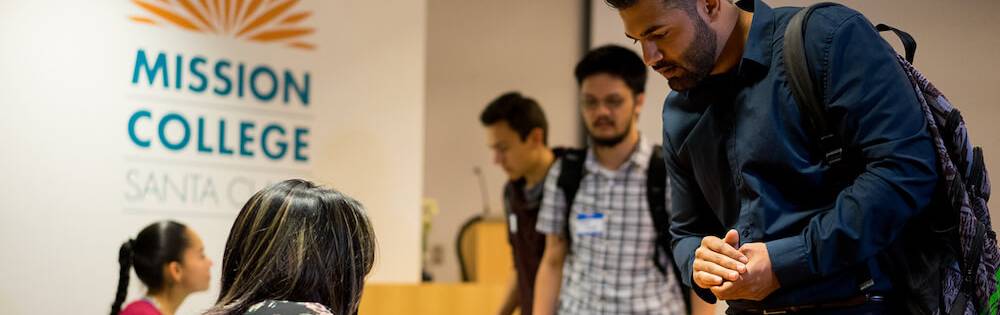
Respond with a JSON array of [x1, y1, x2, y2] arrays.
[[640, 40, 663, 67]]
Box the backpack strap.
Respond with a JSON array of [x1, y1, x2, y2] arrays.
[[647, 145, 693, 312], [783, 2, 845, 167], [950, 221, 988, 315], [646, 145, 670, 276], [784, 0, 873, 291], [556, 148, 587, 248], [875, 23, 916, 64]]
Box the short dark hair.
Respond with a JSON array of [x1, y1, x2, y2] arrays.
[[605, 0, 696, 12], [574, 45, 647, 95], [479, 92, 549, 145]]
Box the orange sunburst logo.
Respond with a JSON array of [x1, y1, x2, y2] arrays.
[[129, 0, 316, 50]]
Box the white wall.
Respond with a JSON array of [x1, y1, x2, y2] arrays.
[[423, 0, 583, 282], [0, 1, 425, 314], [590, 0, 1000, 236]]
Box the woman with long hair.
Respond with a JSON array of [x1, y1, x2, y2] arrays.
[[205, 179, 376, 315], [111, 220, 213, 315]]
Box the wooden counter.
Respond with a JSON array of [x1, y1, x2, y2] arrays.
[[358, 283, 508, 314]]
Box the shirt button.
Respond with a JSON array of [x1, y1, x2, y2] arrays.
[[742, 229, 751, 240]]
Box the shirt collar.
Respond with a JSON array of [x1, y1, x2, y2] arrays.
[[736, 0, 777, 80], [584, 134, 652, 174]]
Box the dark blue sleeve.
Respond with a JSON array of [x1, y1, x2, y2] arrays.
[[766, 12, 939, 289], [661, 94, 724, 303]]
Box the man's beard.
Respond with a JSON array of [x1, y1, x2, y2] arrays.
[[654, 15, 717, 91], [590, 116, 634, 148]]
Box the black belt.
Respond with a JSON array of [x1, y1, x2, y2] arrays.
[[738, 293, 886, 314]]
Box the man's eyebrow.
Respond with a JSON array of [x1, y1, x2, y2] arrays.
[[626, 25, 665, 40]]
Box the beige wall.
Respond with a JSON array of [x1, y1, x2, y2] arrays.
[[423, 0, 584, 282]]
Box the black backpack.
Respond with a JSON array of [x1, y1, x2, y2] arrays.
[[556, 146, 693, 311], [784, 4, 999, 314]]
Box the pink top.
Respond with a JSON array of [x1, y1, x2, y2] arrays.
[[119, 299, 161, 315]]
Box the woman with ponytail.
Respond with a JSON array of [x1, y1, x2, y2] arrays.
[[111, 221, 213, 315]]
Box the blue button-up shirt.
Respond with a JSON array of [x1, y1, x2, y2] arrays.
[[661, 0, 939, 309]]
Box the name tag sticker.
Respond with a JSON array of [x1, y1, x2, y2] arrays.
[[508, 213, 518, 234], [574, 212, 606, 237]]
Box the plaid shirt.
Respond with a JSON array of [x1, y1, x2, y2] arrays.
[[536, 136, 686, 314]]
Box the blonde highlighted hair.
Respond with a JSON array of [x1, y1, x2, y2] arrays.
[[206, 179, 376, 315]]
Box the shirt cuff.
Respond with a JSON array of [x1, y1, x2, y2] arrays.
[[692, 281, 717, 304], [765, 235, 815, 289]]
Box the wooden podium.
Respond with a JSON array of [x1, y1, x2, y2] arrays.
[[359, 218, 514, 314], [466, 218, 514, 283]]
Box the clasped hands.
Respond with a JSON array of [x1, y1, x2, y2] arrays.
[[693, 230, 780, 301]]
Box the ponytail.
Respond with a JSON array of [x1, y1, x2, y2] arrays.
[[110, 239, 134, 315], [111, 221, 188, 314]]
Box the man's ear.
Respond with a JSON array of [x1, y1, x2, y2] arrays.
[[703, 0, 722, 20], [528, 127, 545, 147], [634, 92, 646, 117]]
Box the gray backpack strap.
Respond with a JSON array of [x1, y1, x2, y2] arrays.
[[783, 2, 844, 166], [783, 0, 881, 300]]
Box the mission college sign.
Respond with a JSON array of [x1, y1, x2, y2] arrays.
[[124, 0, 317, 215]]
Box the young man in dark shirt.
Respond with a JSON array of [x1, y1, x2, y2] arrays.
[[480, 92, 556, 315]]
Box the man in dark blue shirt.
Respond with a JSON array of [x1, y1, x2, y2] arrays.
[[607, 0, 939, 313]]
